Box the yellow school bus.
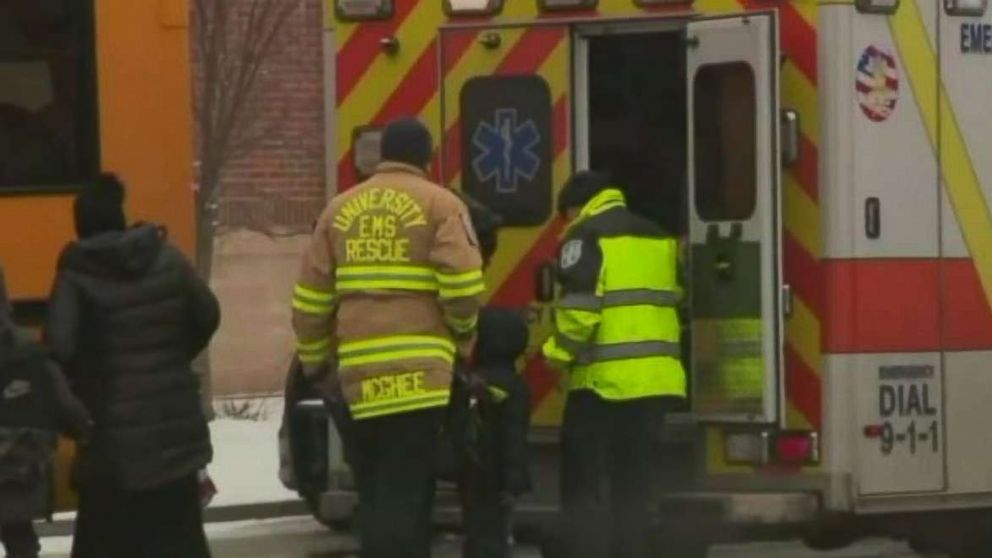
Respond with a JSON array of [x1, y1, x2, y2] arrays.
[[0, 0, 196, 512]]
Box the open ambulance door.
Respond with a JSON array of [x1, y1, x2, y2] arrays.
[[686, 12, 783, 424], [438, 23, 571, 427]]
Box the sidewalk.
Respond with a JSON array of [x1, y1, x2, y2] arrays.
[[40, 396, 306, 537]]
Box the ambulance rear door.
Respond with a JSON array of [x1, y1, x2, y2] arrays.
[[437, 23, 572, 427], [686, 12, 783, 423]]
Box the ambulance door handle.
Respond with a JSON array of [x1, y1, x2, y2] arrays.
[[782, 284, 793, 318], [480, 32, 502, 50], [865, 197, 881, 239]]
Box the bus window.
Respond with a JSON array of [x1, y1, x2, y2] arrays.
[[0, 1, 98, 190], [693, 62, 757, 222]]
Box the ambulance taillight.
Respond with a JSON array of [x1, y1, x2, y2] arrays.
[[945, 0, 988, 16], [774, 431, 820, 466], [724, 430, 820, 466]]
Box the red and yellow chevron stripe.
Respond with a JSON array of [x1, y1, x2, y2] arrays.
[[331, 0, 823, 432]]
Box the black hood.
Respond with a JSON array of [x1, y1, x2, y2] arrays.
[[59, 224, 166, 278], [476, 307, 529, 365]]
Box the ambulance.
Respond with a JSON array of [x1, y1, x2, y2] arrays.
[[280, 0, 992, 553]]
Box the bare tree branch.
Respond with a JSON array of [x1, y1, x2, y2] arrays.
[[191, 0, 298, 279]]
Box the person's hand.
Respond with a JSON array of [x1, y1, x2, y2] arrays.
[[313, 374, 343, 404], [464, 370, 490, 402], [301, 360, 330, 382]]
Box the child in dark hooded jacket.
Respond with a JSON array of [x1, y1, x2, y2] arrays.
[[0, 265, 91, 558], [458, 307, 532, 558], [450, 195, 532, 558]]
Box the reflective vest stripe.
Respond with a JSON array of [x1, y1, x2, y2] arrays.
[[338, 335, 456, 368], [553, 332, 589, 357], [297, 337, 331, 352], [293, 298, 335, 315], [446, 313, 479, 335], [294, 284, 335, 303], [340, 335, 455, 353], [350, 390, 451, 420], [435, 269, 484, 287], [558, 293, 602, 312], [338, 265, 435, 278], [488, 386, 509, 402], [602, 289, 680, 308], [292, 283, 336, 315], [337, 279, 438, 292], [336, 265, 438, 292], [576, 340, 681, 365], [438, 282, 486, 299], [341, 348, 454, 368]]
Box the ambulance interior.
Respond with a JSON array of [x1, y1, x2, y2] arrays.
[[586, 32, 688, 237], [584, 32, 698, 477]]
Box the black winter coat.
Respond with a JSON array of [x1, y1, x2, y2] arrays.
[[448, 308, 532, 495], [45, 224, 220, 491], [0, 336, 90, 522]]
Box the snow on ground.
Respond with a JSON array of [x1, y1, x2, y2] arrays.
[[207, 396, 298, 507], [38, 516, 350, 557]]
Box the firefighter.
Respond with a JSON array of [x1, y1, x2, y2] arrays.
[[292, 118, 484, 558], [542, 171, 686, 558]]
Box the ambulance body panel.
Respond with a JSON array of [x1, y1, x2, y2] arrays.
[[281, 0, 992, 542]]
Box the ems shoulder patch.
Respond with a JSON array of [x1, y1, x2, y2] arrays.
[[460, 211, 479, 247], [560, 239, 583, 270]]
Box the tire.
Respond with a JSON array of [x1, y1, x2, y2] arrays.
[[282, 356, 334, 528], [801, 514, 859, 551], [908, 511, 992, 558]]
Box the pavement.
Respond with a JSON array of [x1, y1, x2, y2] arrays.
[[36, 516, 939, 558]]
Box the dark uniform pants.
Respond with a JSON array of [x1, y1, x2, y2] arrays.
[[70, 473, 210, 558], [1, 522, 39, 558], [352, 408, 443, 558], [560, 390, 667, 558], [462, 489, 512, 558]]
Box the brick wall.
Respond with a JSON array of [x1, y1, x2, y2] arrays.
[[193, 0, 327, 234]]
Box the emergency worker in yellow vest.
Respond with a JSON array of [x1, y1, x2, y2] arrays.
[[292, 118, 484, 558], [542, 171, 686, 558]]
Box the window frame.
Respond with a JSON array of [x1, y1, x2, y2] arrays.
[[458, 74, 553, 227], [855, 0, 901, 15], [352, 125, 384, 181], [0, 0, 101, 196], [334, 0, 394, 22], [445, 0, 505, 17], [538, 0, 598, 13], [633, 0, 693, 7], [692, 60, 758, 223], [945, 0, 988, 16]]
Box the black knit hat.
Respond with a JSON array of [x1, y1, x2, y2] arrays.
[[557, 171, 611, 216], [380, 118, 433, 170], [462, 194, 502, 266], [75, 173, 126, 239]]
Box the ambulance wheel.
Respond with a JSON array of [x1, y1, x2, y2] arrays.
[[800, 513, 858, 551]]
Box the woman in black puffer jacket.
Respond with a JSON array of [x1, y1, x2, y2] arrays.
[[45, 174, 220, 558]]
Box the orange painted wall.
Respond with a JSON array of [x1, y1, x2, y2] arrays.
[[0, 0, 196, 301]]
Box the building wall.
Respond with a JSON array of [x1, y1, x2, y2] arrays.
[[191, 0, 327, 396], [205, 0, 327, 233]]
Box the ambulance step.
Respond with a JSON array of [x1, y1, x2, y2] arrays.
[[659, 492, 819, 524]]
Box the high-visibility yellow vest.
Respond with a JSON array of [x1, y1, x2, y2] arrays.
[[543, 189, 686, 401]]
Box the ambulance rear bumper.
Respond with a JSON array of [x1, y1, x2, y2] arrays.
[[317, 489, 819, 527]]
